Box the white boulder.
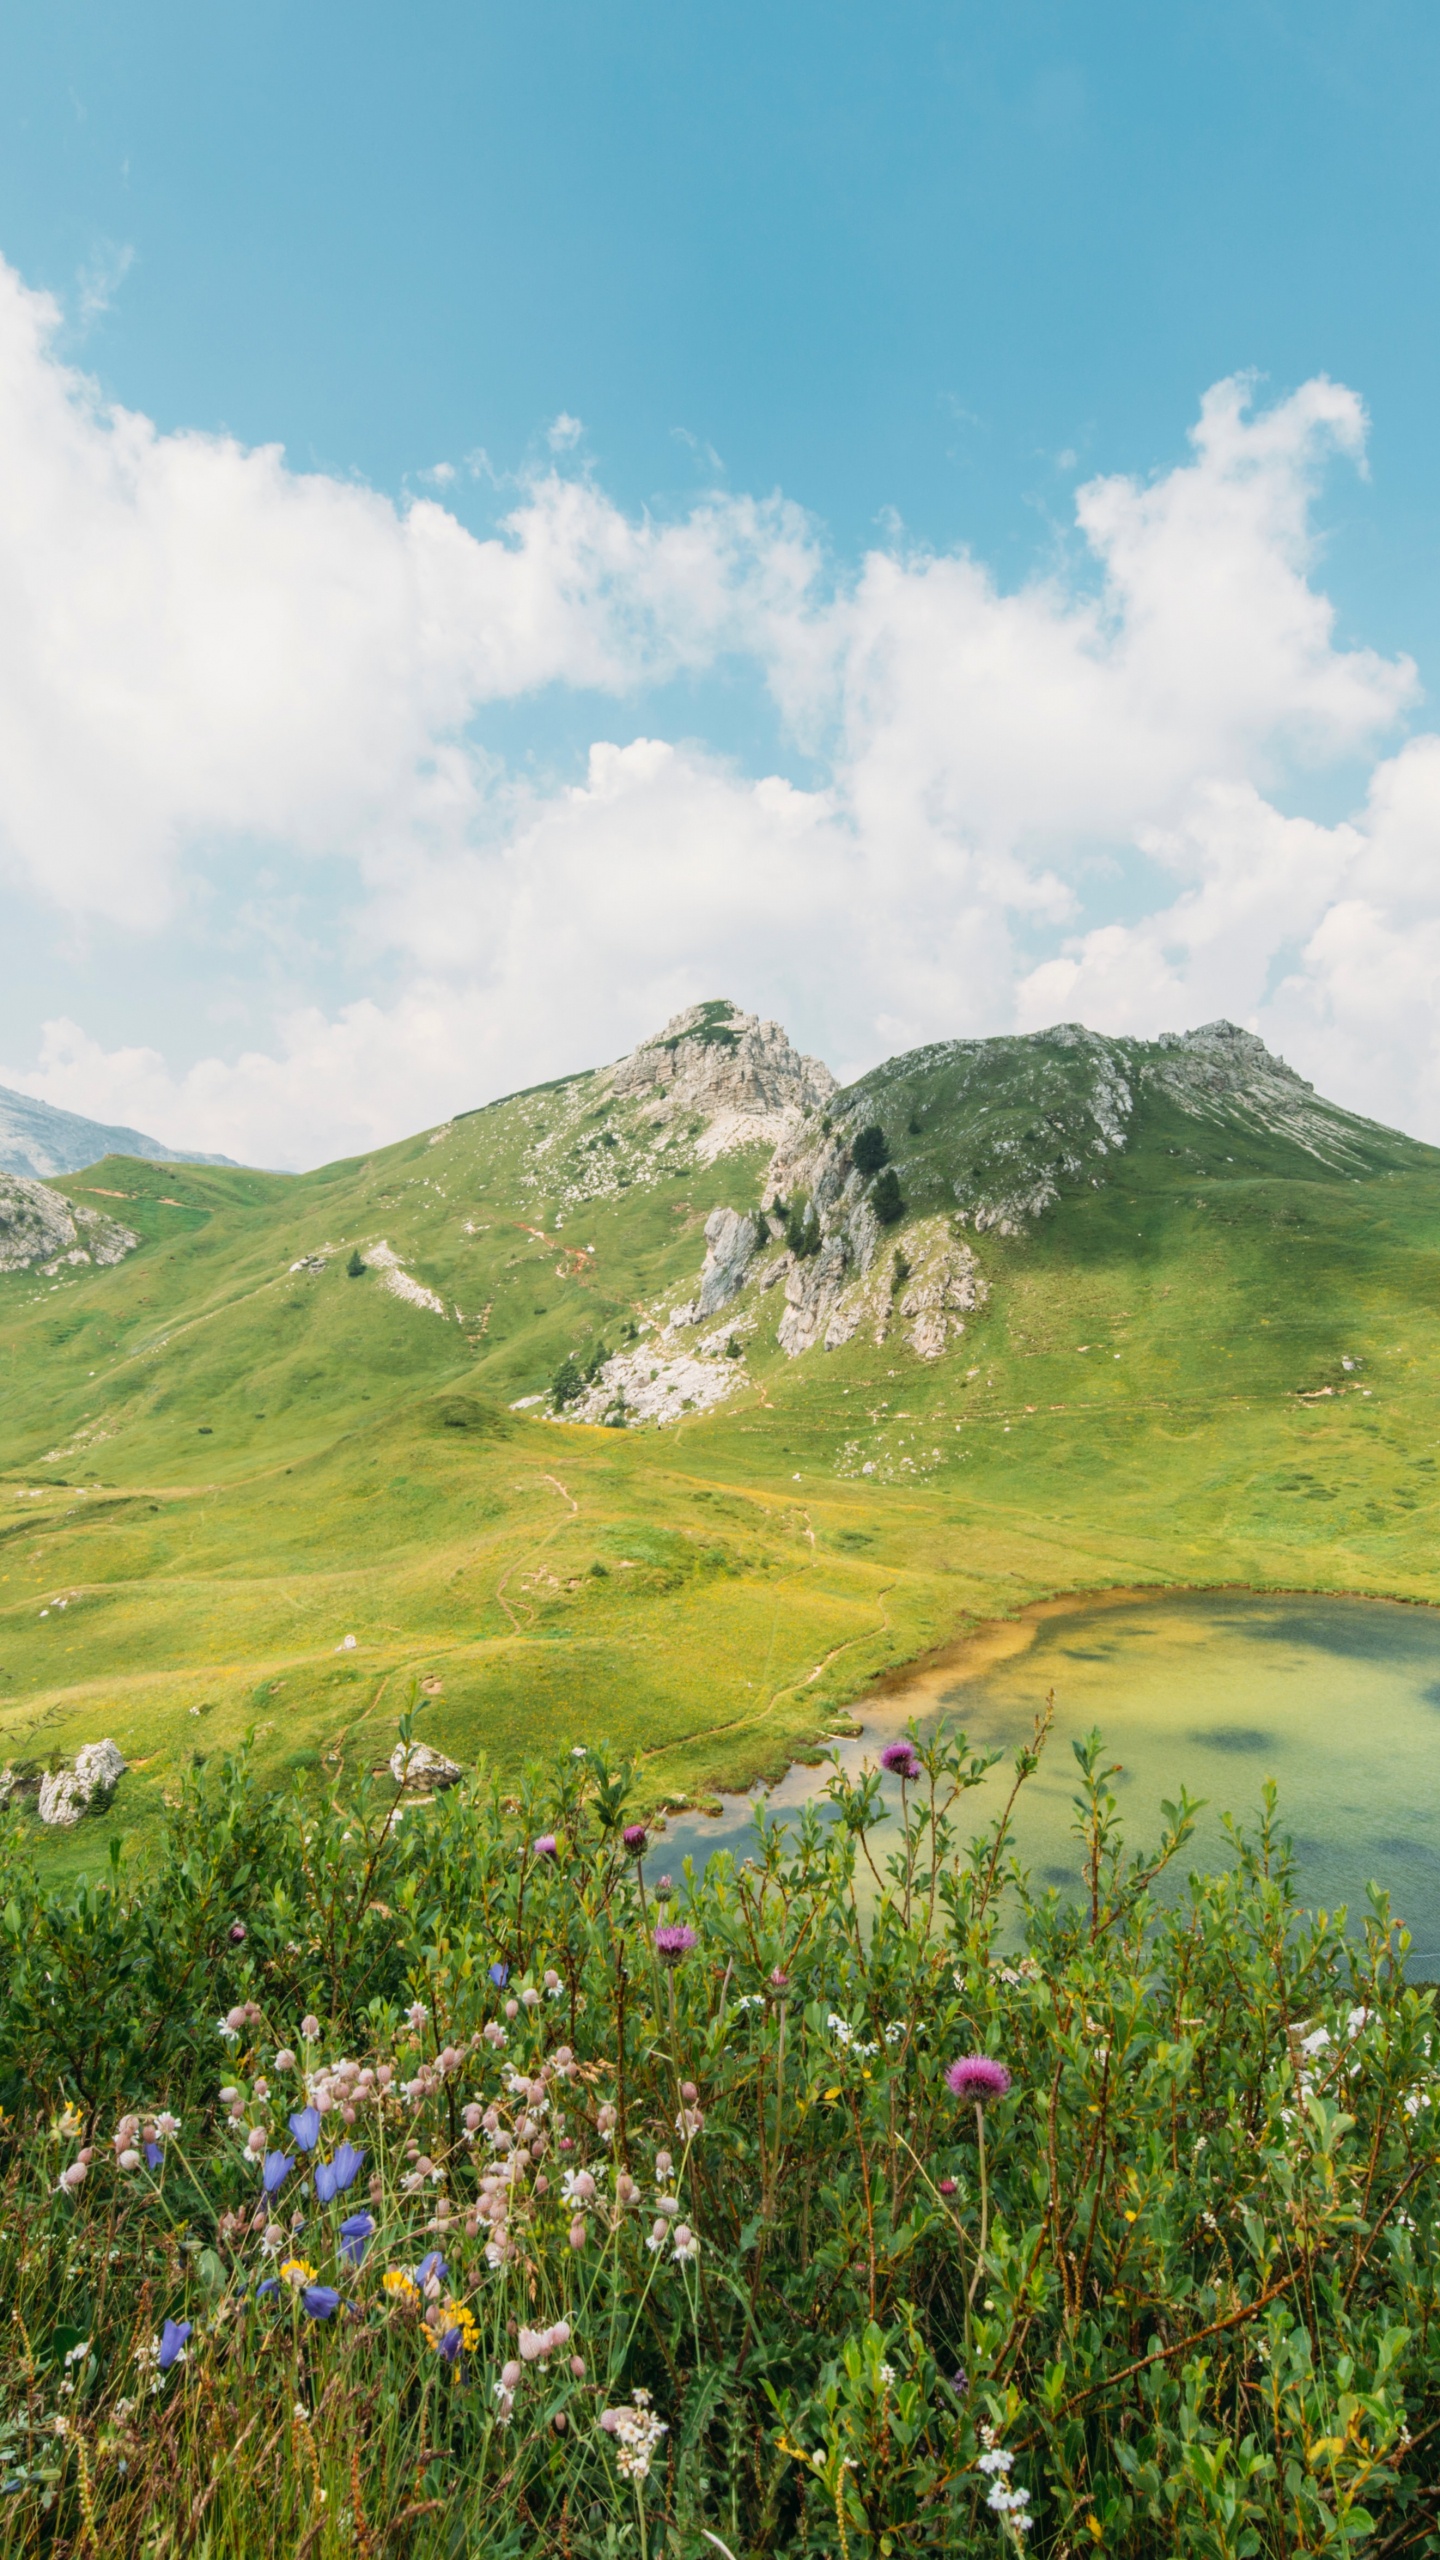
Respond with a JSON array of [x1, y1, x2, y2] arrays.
[[390, 1739, 465, 1792], [37, 1738, 128, 1827]]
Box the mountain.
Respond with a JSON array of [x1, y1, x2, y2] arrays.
[[0, 1080, 236, 1180], [3, 996, 1439, 1869]]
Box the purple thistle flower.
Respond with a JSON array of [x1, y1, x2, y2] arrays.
[[262, 2150, 294, 2195], [339, 2210, 375, 2266], [288, 2106, 322, 2153], [881, 1741, 923, 1781], [532, 1833, 558, 1858], [228, 1921, 248, 1944], [488, 1961, 510, 1989], [622, 1823, 648, 1855], [314, 2142, 364, 2203], [300, 2285, 341, 2320], [415, 2250, 448, 2288], [157, 2318, 191, 2372], [945, 2054, 1012, 2108], [654, 1923, 699, 1967]]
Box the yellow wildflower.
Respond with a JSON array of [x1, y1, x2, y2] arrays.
[[279, 2257, 317, 2290], [383, 2269, 421, 2307]]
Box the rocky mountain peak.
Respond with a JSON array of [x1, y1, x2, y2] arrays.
[[606, 999, 836, 1162]]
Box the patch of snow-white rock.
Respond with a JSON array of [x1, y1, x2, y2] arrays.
[[36, 1739, 128, 1827], [365, 1240, 447, 1316], [557, 1337, 749, 1429]]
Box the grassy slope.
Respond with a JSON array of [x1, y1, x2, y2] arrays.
[[4, 1038, 1440, 1875]]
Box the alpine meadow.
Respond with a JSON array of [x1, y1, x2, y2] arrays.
[[6, 1000, 1440, 2556]]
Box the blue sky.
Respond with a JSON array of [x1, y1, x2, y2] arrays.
[[3, 2, 1440, 1162]]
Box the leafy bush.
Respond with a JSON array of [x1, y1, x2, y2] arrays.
[[1, 1716, 1437, 2555], [852, 1124, 890, 1178], [871, 1166, 905, 1226]]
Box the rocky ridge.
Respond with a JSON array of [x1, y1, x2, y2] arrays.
[[502, 1000, 836, 1214], [545, 1014, 1407, 1429], [0, 1173, 139, 1275]]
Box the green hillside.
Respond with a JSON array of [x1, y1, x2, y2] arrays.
[[4, 1001, 1439, 1868]]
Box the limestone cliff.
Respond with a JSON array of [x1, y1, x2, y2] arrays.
[[0, 1174, 139, 1275], [606, 1000, 836, 1160]]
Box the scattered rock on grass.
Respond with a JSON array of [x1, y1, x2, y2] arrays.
[[37, 1738, 128, 1827], [390, 1740, 465, 1792]]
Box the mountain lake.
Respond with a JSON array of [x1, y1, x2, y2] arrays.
[[651, 1589, 1440, 1968]]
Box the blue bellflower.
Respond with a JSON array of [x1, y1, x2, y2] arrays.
[[314, 2141, 365, 2202], [288, 2106, 322, 2152], [262, 2150, 294, 2195], [339, 2210, 375, 2265], [301, 2285, 341, 2320], [158, 2318, 191, 2372]]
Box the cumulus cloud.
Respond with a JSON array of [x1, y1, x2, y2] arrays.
[[0, 242, 1434, 1163]]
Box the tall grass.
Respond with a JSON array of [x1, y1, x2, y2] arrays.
[[1, 1702, 1437, 2555]]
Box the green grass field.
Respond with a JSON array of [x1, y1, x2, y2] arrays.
[[5, 1021, 1440, 1875]]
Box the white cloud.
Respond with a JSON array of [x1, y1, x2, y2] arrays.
[[75, 239, 135, 327], [0, 243, 1435, 1164]]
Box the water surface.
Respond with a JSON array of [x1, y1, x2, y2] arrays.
[[652, 1591, 1440, 1965]]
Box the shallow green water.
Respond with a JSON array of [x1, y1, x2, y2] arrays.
[[655, 1591, 1440, 1963]]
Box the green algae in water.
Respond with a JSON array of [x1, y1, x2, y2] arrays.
[[656, 1591, 1440, 1965]]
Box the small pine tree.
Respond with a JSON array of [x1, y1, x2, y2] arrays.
[[552, 1357, 584, 1407], [871, 1167, 904, 1226], [346, 1248, 366, 1277], [892, 1246, 912, 1288], [785, 1194, 821, 1259], [852, 1123, 889, 1177]]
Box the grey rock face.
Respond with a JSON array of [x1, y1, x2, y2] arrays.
[[37, 1738, 128, 1827], [608, 1001, 835, 1160], [390, 1740, 465, 1792], [0, 1173, 139, 1273], [777, 1234, 852, 1357], [696, 1206, 761, 1316]]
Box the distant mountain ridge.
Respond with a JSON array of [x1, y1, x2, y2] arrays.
[[0, 1081, 236, 1179]]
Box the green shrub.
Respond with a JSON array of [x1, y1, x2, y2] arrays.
[[871, 1165, 904, 1225], [1, 1720, 1436, 2556], [785, 1193, 822, 1259], [552, 1356, 584, 1407]]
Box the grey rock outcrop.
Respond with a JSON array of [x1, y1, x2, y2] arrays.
[[607, 1001, 835, 1161], [0, 1173, 139, 1273], [696, 1206, 762, 1316], [390, 1739, 465, 1792], [38, 1739, 127, 1827]]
